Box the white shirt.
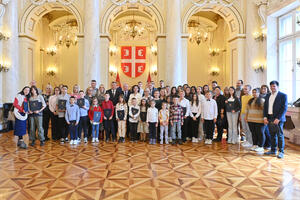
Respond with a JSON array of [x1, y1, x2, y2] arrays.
[[179, 98, 190, 117], [201, 98, 218, 120], [139, 88, 144, 96], [129, 105, 140, 123], [198, 94, 205, 103], [190, 102, 201, 118], [268, 91, 278, 115], [48, 95, 58, 113], [147, 107, 158, 123]]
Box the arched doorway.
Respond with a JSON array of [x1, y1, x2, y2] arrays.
[[100, 3, 164, 86], [19, 3, 83, 90], [182, 3, 245, 86]]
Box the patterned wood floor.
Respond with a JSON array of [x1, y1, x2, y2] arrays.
[[0, 132, 300, 200]]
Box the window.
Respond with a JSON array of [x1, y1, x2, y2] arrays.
[[278, 9, 300, 103]]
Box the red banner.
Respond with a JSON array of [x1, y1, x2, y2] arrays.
[[121, 46, 146, 78]]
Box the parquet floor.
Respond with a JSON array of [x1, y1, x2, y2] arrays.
[[0, 132, 300, 200]]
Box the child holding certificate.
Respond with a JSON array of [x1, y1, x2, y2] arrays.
[[88, 98, 103, 143]]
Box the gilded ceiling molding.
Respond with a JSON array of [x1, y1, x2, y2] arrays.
[[0, 0, 10, 18], [255, 0, 268, 28]]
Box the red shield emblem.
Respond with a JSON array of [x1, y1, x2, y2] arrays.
[[121, 46, 146, 78]]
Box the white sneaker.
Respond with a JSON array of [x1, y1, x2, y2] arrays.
[[204, 139, 208, 144], [95, 138, 99, 143], [92, 138, 95, 143], [186, 137, 191, 141], [255, 147, 264, 152], [160, 140, 163, 144], [242, 141, 249, 147], [195, 138, 198, 143], [84, 137, 88, 143], [77, 138, 81, 143], [209, 140, 213, 145], [73, 140, 78, 145], [70, 140, 74, 145], [250, 145, 258, 151]]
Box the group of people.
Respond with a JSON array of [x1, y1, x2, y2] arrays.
[[12, 79, 288, 159]]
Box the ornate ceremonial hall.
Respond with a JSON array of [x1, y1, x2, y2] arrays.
[[0, 0, 300, 199]]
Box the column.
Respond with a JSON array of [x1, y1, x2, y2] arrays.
[[181, 36, 188, 84], [100, 36, 109, 88], [156, 36, 166, 83], [165, 0, 184, 86], [2, 0, 19, 103], [77, 36, 84, 88], [83, 0, 100, 89]]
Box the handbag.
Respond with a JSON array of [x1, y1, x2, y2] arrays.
[[7, 108, 15, 121]]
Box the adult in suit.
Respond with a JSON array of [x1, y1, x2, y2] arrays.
[[122, 83, 131, 103], [106, 81, 123, 134], [122, 83, 131, 138], [106, 81, 122, 106], [263, 81, 288, 159]]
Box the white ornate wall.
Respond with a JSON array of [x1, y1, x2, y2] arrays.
[[0, 0, 275, 103]]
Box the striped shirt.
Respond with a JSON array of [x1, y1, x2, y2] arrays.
[[245, 98, 265, 123]]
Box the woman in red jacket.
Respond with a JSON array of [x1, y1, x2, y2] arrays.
[[88, 97, 103, 143], [102, 93, 115, 142]]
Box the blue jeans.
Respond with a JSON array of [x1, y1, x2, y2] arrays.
[[171, 122, 182, 140], [92, 124, 100, 138], [69, 121, 78, 140], [264, 126, 271, 147], [268, 120, 285, 153]]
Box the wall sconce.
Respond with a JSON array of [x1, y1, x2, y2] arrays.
[[109, 65, 117, 76], [46, 46, 57, 56], [210, 67, 220, 76], [209, 48, 220, 56], [253, 63, 265, 73], [150, 45, 157, 56], [0, 60, 11, 72], [46, 66, 57, 76], [150, 65, 157, 76], [0, 31, 10, 41], [253, 29, 266, 42], [109, 45, 117, 56]]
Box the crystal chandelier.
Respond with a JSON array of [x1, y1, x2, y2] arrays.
[[191, 0, 236, 7], [110, 0, 157, 6], [53, 19, 78, 48], [188, 19, 210, 45], [30, 0, 75, 6], [123, 14, 145, 39]]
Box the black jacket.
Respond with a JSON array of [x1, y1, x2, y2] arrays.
[[225, 97, 241, 113]]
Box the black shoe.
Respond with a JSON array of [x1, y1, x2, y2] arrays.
[[122, 138, 125, 143], [178, 139, 183, 145], [19, 140, 27, 149], [118, 138, 122, 143], [30, 141, 35, 147], [40, 141, 45, 146], [213, 139, 221, 142], [17, 140, 22, 147], [45, 137, 50, 141], [172, 140, 176, 145]]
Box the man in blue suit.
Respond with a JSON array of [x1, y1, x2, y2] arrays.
[[263, 81, 288, 159]]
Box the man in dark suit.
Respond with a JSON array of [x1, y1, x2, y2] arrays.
[[106, 82, 123, 134], [263, 81, 288, 159], [106, 81, 122, 106], [122, 83, 131, 103]]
